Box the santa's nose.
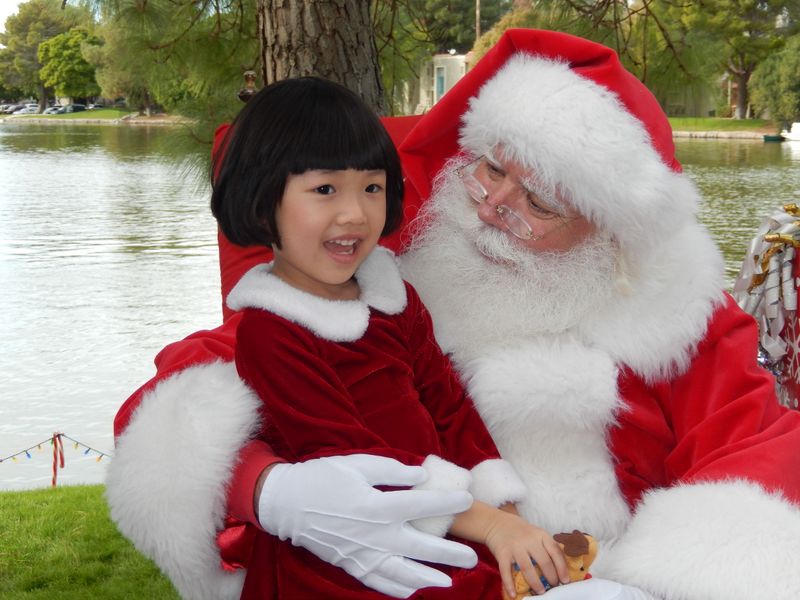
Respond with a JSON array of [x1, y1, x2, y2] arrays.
[[475, 199, 504, 229]]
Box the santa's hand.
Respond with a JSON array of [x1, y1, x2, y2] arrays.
[[258, 454, 478, 598], [536, 578, 658, 599]]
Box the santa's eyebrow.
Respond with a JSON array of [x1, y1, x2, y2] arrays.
[[484, 150, 502, 169]]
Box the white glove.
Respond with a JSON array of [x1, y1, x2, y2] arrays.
[[258, 454, 478, 598], [538, 578, 658, 600]]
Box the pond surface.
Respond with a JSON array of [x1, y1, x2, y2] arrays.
[[1, 123, 799, 490]]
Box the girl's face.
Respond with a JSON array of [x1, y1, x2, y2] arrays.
[[270, 168, 387, 300]]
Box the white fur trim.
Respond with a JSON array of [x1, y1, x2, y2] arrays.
[[460, 338, 632, 540], [469, 458, 527, 507], [460, 54, 695, 257], [106, 361, 258, 600], [226, 247, 406, 342], [579, 223, 726, 381], [595, 480, 800, 600], [410, 454, 472, 537]]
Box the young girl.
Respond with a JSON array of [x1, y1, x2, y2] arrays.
[[212, 76, 569, 599]]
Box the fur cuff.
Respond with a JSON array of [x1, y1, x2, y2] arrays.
[[106, 361, 258, 600], [595, 480, 800, 600], [410, 455, 472, 537], [469, 459, 527, 507]]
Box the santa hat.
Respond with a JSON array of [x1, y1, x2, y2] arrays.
[[398, 29, 701, 254]]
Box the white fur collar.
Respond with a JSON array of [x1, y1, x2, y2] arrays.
[[226, 247, 407, 342]]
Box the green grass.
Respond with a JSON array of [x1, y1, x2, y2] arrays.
[[0, 485, 179, 599], [668, 117, 775, 132], [10, 109, 136, 120]]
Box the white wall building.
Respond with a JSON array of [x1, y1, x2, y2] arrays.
[[416, 52, 468, 114]]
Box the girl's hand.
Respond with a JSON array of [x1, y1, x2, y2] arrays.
[[483, 511, 569, 597]]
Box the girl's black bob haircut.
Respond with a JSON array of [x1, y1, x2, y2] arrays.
[[211, 76, 404, 248]]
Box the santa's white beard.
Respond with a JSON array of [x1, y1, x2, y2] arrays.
[[401, 161, 618, 361]]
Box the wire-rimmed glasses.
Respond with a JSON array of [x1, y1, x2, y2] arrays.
[[455, 156, 575, 241]]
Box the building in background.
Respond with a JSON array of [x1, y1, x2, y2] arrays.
[[416, 51, 468, 114]]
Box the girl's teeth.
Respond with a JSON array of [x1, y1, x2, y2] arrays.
[[326, 240, 357, 254]]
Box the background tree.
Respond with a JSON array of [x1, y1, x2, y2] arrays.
[[258, 0, 385, 112], [38, 27, 101, 101], [87, 0, 260, 125], [681, 0, 791, 118], [750, 34, 800, 126], [0, 80, 24, 102], [0, 0, 92, 109], [471, 0, 748, 118], [373, 0, 512, 115], [81, 20, 154, 114], [405, 0, 511, 53]]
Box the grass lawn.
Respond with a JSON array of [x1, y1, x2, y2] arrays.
[[0, 485, 179, 599], [9, 109, 136, 121], [668, 116, 776, 133]]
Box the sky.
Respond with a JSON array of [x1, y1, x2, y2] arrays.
[[0, 0, 23, 35]]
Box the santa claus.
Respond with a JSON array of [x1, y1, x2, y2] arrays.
[[106, 29, 800, 600]]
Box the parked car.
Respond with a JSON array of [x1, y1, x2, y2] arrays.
[[42, 106, 62, 115], [12, 104, 40, 115], [54, 104, 86, 114], [87, 103, 103, 110]]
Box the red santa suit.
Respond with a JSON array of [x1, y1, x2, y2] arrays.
[[229, 247, 523, 598], [107, 29, 800, 600]]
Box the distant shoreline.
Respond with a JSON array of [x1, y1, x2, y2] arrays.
[[0, 116, 776, 138], [0, 114, 189, 126], [672, 130, 766, 139]]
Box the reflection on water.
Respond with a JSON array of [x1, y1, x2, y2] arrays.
[[2, 126, 799, 490], [0, 123, 219, 490], [678, 139, 800, 285]]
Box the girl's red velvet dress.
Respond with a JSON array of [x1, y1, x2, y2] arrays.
[[228, 248, 524, 599]]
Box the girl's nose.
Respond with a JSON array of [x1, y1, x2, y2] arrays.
[[338, 195, 368, 224]]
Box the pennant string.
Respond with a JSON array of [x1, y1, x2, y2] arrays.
[[0, 432, 112, 489]]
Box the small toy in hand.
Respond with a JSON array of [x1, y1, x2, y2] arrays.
[[502, 530, 598, 600]]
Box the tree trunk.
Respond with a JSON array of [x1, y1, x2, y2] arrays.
[[258, 0, 386, 114], [734, 71, 751, 120]]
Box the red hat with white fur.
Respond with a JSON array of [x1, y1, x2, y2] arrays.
[[397, 28, 699, 254]]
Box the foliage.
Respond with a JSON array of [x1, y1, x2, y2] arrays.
[[373, 0, 512, 115], [679, 0, 791, 118], [0, 80, 24, 101], [373, 1, 435, 115], [750, 34, 800, 125], [0, 485, 178, 598], [0, 0, 92, 99], [86, 0, 259, 135], [471, 2, 742, 118], [38, 27, 101, 100], [405, 0, 512, 53]]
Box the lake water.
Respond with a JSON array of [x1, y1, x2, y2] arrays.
[[1, 123, 800, 491]]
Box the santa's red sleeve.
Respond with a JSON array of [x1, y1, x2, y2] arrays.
[[599, 296, 800, 599], [106, 314, 279, 599]]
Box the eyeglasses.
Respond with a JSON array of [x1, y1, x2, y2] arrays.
[[455, 156, 576, 241]]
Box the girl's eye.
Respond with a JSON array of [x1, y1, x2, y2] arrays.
[[365, 183, 383, 193], [314, 184, 335, 195]]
